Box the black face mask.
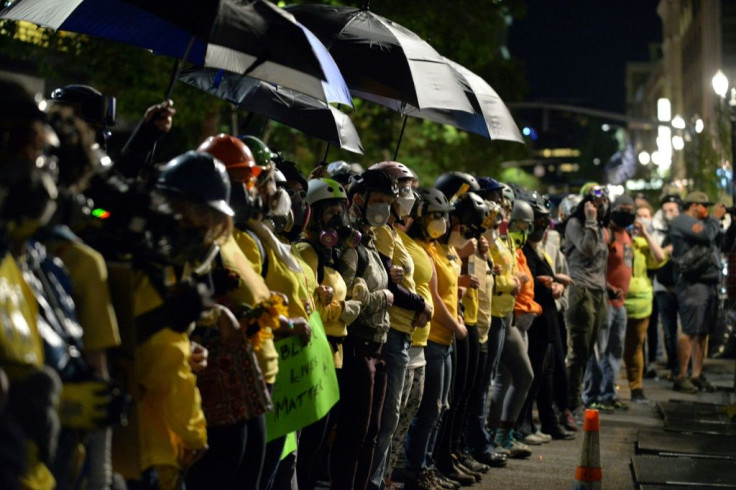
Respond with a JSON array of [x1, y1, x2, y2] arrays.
[[528, 227, 547, 243], [611, 210, 635, 227]]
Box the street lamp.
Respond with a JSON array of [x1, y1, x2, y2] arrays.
[[712, 70, 736, 203]]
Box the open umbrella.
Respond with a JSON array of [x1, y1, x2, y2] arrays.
[[287, 3, 472, 113], [0, 0, 352, 105], [366, 58, 524, 148], [179, 68, 363, 155]]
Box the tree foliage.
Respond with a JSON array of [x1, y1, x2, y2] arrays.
[[0, 0, 530, 184]]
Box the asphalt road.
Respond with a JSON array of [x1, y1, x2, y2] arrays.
[[475, 357, 735, 489]]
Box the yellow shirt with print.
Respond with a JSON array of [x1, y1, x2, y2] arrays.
[[375, 225, 416, 335], [0, 253, 55, 490], [422, 242, 460, 346], [399, 230, 434, 347], [133, 273, 207, 471], [295, 242, 348, 367], [220, 234, 279, 384]]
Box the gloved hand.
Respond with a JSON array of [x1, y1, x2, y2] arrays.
[[168, 279, 213, 332], [58, 379, 128, 430]]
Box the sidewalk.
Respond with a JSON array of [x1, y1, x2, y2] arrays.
[[477, 357, 736, 489]]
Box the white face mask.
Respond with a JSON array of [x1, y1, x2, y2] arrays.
[[365, 202, 391, 227], [637, 217, 653, 234], [448, 229, 468, 249], [395, 190, 416, 218], [483, 227, 498, 242], [426, 218, 447, 239]]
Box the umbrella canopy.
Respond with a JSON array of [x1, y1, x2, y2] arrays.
[[1, 0, 352, 106], [287, 3, 472, 113], [179, 68, 363, 155], [366, 58, 524, 143]]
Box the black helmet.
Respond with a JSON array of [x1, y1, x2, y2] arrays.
[[434, 171, 480, 201], [156, 151, 234, 217], [348, 169, 399, 200], [515, 187, 550, 218], [50, 84, 116, 127], [451, 192, 490, 228], [413, 187, 452, 218]]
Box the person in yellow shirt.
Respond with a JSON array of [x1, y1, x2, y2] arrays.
[[404, 188, 468, 488], [489, 196, 535, 458], [435, 189, 495, 479], [367, 162, 436, 489], [135, 151, 239, 489]]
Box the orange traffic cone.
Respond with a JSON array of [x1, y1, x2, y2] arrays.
[[574, 409, 601, 489]]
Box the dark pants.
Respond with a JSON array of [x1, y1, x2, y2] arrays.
[[330, 334, 387, 490], [434, 324, 478, 471], [566, 286, 608, 410], [296, 413, 331, 490], [465, 329, 495, 457], [187, 415, 266, 490], [516, 320, 553, 435], [646, 294, 660, 363], [552, 311, 569, 413], [656, 290, 679, 375]]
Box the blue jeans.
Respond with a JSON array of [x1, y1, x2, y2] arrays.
[[405, 341, 452, 472], [583, 304, 626, 405], [656, 290, 679, 375], [465, 332, 494, 457], [368, 329, 411, 489]]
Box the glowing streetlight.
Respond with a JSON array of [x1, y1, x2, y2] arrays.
[[713, 70, 729, 98], [672, 135, 685, 151], [694, 118, 704, 134], [638, 151, 651, 165], [657, 98, 671, 122], [671, 115, 686, 129]]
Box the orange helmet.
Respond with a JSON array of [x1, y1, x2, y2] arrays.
[[198, 133, 262, 186]]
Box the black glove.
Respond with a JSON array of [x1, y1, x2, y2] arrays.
[[168, 279, 213, 332]]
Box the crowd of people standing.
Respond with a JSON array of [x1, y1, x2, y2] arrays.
[[1, 78, 732, 490]]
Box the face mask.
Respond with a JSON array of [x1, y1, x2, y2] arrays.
[[637, 217, 653, 233], [508, 230, 528, 249], [265, 187, 294, 233], [426, 218, 447, 239], [395, 188, 416, 218], [528, 227, 547, 243], [498, 220, 509, 236], [483, 227, 498, 243], [448, 230, 468, 249], [611, 210, 635, 227], [365, 202, 391, 227]]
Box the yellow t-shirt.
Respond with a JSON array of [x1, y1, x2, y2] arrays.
[[53, 239, 121, 352], [375, 225, 417, 334], [473, 253, 495, 343], [423, 242, 460, 346], [0, 253, 55, 490], [263, 242, 316, 320], [400, 230, 434, 347], [133, 273, 207, 471], [233, 228, 263, 276], [490, 236, 517, 318], [220, 234, 279, 384], [295, 242, 348, 367]]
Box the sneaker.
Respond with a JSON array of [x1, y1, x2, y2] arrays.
[[587, 402, 615, 414], [691, 375, 717, 393], [520, 432, 545, 445], [643, 365, 658, 379], [496, 429, 532, 459], [611, 399, 629, 410], [560, 409, 578, 432], [534, 430, 552, 442], [631, 388, 649, 403], [546, 424, 575, 440], [673, 376, 699, 394]]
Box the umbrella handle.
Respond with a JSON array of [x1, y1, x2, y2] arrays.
[[164, 36, 196, 101], [393, 116, 408, 160], [323, 143, 330, 162]]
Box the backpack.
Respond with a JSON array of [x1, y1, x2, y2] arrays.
[[672, 243, 718, 282]]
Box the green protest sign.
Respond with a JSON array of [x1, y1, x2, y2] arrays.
[[281, 432, 297, 460], [266, 310, 339, 441]]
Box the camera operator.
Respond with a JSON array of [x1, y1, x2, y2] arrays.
[[669, 191, 729, 393]]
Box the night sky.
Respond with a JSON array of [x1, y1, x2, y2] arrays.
[[508, 0, 662, 114]]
